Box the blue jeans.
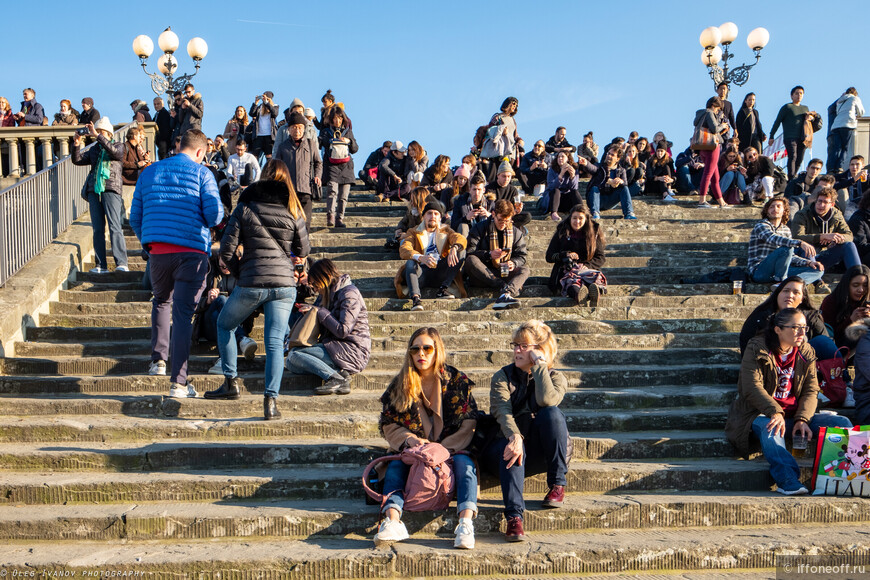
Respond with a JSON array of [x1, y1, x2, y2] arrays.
[[217, 286, 296, 398], [719, 171, 747, 193], [808, 335, 839, 360], [201, 295, 245, 345], [751, 413, 852, 489], [88, 190, 128, 269], [480, 406, 568, 519], [286, 343, 339, 380], [813, 242, 861, 272], [586, 185, 634, 218], [382, 452, 478, 516], [827, 127, 855, 173], [677, 165, 702, 193], [750, 247, 824, 285]]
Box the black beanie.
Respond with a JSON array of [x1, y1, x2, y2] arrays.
[[422, 200, 445, 218], [288, 112, 307, 126]]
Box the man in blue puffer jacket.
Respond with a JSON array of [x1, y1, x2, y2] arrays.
[[130, 129, 223, 398]]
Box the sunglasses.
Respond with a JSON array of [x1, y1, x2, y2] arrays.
[[409, 345, 435, 355]]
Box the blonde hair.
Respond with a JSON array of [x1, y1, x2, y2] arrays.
[[0, 97, 9, 111], [512, 320, 557, 368], [389, 328, 447, 412], [261, 159, 304, 220]]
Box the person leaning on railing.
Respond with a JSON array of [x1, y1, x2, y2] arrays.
[[72, 117, 129, 274]]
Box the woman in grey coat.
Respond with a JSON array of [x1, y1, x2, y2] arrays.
[[72, 117, 128, 273], [286, 258, 371, 396]]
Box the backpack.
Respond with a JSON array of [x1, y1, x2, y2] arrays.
[[772, 164, 788, 193], [328, 129, 350, 164], [362, 442, 455, 512]]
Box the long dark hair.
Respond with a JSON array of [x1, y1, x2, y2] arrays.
[[765, 308, 804, 354], [829, 265, 870, 325], [308, 258, 341, 306], [757, 276, 815, 314], [555, 202, 601, 261]]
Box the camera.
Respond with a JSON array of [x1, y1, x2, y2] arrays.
[[75, 127, 89, 136], [294, 264, 305, 273]]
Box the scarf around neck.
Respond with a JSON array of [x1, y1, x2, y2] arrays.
[[94, 142, 112, 196], [489, 221, 513, 264]]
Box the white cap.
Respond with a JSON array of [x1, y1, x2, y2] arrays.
[[94, 117, 113, 133]]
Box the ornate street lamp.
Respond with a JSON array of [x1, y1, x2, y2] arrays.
[[132, 28, 208, 109], [699, 22, 769, 89]]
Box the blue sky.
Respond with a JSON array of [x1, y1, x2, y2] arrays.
[[6, 0, 866, 164]]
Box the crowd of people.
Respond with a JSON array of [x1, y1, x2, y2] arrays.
[[55, 81, 870, 548]]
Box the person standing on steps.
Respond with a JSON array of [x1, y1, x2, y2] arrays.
[[726, 308, 852, 495], [480, 320, 570, 542], [130, 129, 223, 399], [274, 112, 322, 228], [693, 96, 729, 209], [463, 200, 530, 310], [208, 160, 309, 421], [399, 200, 467, 311], [319, 107, 358, 228], [545, 202, 606, 307], [735, 93, 765, 156], [769, 86, 818, 182], [373, 327, 479, 550], [73, 116, 129, 274], [249, 91, 279, 166], [285, 259, 370, 396]]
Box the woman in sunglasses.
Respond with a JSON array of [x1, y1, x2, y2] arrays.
[[374, 327, 479, 549], [726, 308, 852, 495], [480, 320, 569, 542]]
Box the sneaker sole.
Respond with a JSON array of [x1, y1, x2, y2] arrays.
[[374, 536, 408, 547], [541, 500, 563, 508], [167, 392, 197, 399], [454, 539, 475, 550], [505, 534, 525, 543], [203, 393, 241, 400], [242, 343, 258, 361]]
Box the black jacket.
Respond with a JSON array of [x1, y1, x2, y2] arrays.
[[220, 180, 310, 288], [848, 209, 870, 262], [466, 217, 528, 269], [153, 108, 172, 144], [586, 161, 628, 194], [320, 126, 359, 184], [421, 165, 453, 189], [486, 182, 520, 203], [545, 136, 576, 154], [735, 106, 765, 152], [451, 193, 494, 231], [545, 222, 606, 293], [78, 107, 100, 126], [784, 172, 820, 199]]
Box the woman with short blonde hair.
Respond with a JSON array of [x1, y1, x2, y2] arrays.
[[481, 320, 569, 542]]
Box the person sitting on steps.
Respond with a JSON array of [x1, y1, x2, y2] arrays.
[[545, 202, 606, 307], [451, 173, 494, 239], [398, 200, 467, 311], [463, 200, 530, 310]]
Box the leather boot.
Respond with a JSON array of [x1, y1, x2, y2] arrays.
[[204, 376, 241, 400], [264, 396, 281, 420]]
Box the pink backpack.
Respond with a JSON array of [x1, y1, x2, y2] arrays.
[[362, 442, 455, 512]]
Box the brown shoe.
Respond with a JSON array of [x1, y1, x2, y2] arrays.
[[542, 484, 565, 508], [326, 215, 335, 227], [505, 516, 525, 542]]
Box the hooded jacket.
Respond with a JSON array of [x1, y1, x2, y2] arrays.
[[790, 204, 852, 249], [725, 335, 818, 458], [219, 180, 310, 288], [831, 94, 865, 130], [313, 274, 371, 374]]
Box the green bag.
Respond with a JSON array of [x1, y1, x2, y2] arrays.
[[811, 424, 870, 497]]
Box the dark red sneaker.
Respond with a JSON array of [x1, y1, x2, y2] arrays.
[[542, 484, 565, 508], [505, 516, 525, 542]]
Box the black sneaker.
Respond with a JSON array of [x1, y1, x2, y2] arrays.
[[493, 294, 519, 310], [436, 287, 454, 299], [411, 296, 424, 311], [588, 284, 600, 307], [315, 370, 351, 395]]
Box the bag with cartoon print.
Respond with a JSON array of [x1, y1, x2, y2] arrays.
[[811, 425, 870, 497]]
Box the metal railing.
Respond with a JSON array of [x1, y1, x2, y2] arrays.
[[0, 122, 155, 287]]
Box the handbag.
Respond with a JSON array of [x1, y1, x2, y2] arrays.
[[362, 442, 456, 512], [690, 124, 718, 151], [286, 307, 320, 348], [817, 347, 849, 407], [811, 424, 870, 496]]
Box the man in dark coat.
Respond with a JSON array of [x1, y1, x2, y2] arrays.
[[152, 97, 172, 160], [717, 83, 736, 138], [274, 112, 323, 226], [79, 97, 100, 126]]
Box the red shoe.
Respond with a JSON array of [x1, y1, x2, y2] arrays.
[[505, 516, 525, 542], [542, 484, 565, 508]]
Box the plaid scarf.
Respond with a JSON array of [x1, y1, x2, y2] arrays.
[[489, 222, 513, 264]]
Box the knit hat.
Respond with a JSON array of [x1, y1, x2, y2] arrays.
[[422, 200, 445, 218], [303, 107, 316, 118], [290, 98, 304, 110], [81, 97, 94, 107], [288, 112, 307, 126], [263, 91, 274, 99], [454, 165, 471, 180], [94, 117, 113, 134], [497, 159, 514, 175], [656, 140, 669, 150]]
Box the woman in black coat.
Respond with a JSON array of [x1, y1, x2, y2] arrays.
[[212, 159, 310, 420], [545, 202, 606, 306], [735, 93, 766, 156], [319, 107, 359, 227]]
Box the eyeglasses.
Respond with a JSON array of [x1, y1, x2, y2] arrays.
[[510, 343, 539, 352], [409, 345, 435, 355], [780, 325, 809, 334]]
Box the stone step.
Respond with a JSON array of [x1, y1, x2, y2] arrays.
[[0, 384, 736, 418], [0, 493, 865, 542], [1, 524, 865, 579], [0, 405, 730, 443], [0, 459, 789, 504], [14, 331, 740, 358], [0, 430, 738, 472]]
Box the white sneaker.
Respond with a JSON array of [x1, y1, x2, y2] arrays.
[[208, 358, 223, 375], [663, 194, 677, 203], [373, 518, 409, 547], [454, 518, 475, 549], [89, 266, 107, 274], [776, 484, 809, 496], [168, 382, 198, 399], [115, 265, 129, 272], [240, 337, 258, 360], [148, 360, 166, 376], [843, 387, 856, 408], [817, 391, 831, 405]]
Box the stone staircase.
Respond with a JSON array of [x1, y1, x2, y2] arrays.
[[1, 182, 868, 578]]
